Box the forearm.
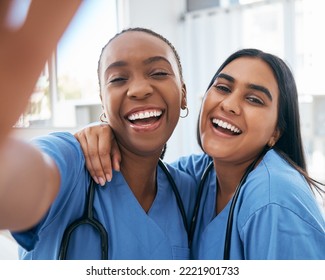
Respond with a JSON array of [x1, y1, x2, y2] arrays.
[[0, 136, 60, 231]]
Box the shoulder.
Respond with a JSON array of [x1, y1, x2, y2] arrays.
[[160, 160, 198, 202], [245, 149, 307, 198], [31, 131, 87, 197], [253, 150, 309, 198], [239, 150, 324, 230], [176, 153, 212, 167], [161, 160, 196, 187], [31, 132, 84, 169], [31, 130, 88, 188], [31, 131, 81, 153], [170, 153, 213, 184]]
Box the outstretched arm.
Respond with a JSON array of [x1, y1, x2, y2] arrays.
[[0, 136, 60, 231], [0, 0, 82, 231]]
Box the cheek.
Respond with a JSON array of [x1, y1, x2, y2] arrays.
[[264, 104, 279, 130], [249, 111, 278, 142], [198, 97, 211, 147], [167, 86, 183, 116], [201, 89, 220, 110], [102, 95, 120, 123], [199, 93, 214, 127]]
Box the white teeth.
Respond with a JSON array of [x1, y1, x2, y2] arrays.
[[212, 119, 241, 134], [128, 110, 162, 121]]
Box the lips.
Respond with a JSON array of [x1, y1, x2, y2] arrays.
[[212, 118, 242, 135], [125, 108, 164, 131], [127, 109, 162, 121]]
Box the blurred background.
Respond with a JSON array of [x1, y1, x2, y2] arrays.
[[2, 0, 325, 259]]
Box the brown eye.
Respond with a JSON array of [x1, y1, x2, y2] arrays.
[[151, 71, 169, 78], [215, 85, 231, 93], [109, 77, 127, 84], [246, 96, 264, 105]]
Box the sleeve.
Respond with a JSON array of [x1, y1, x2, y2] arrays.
[[12, 132, 87, 250], [170, 154, 213, 185], [240, 203, 325, 259]]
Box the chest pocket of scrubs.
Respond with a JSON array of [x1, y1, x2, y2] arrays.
[[172, 246, 190, 260]]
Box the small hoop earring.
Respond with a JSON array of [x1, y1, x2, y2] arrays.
[[99, 112, 107, 123], [180, 106, 189, 118], [268, 140, 275, 148]]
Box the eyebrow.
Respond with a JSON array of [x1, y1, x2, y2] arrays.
[[216, 73, 234, 83], [248, 84, 272, 101], [216, 73, 273, 101], [104, 60, 127, 79], [143, 56, 172, 67]]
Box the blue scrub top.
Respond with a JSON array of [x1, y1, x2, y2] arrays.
[[12, 132, 197, 260], [173, 150, 325, 260]]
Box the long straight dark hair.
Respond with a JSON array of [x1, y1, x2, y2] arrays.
[[197, 48, 324, 194]]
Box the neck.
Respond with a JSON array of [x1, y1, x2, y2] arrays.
[[119, 149, 161, 212], [213, 159, 255, 215], [213, 149, 266, 214]]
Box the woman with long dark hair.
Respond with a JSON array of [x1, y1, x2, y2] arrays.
[[183, 48, 325, 259]]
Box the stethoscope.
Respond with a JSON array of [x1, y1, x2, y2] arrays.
[[58, 159, 188, 260], [189, 149, 266, 260]]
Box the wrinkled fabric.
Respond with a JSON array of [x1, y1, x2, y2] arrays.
[[173, 150, 325, 259], [12, 132, 196, 260]]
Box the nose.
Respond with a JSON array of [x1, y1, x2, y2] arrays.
[[127, 77, 153, 99], [220, 93, 241, 115]]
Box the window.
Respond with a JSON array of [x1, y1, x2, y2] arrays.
[[187, 0, 221, 12], [241, 2, 284, 56]]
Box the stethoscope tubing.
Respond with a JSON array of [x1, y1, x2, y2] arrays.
[[158, 160, 189, 234], [190, 150, 266, 260], [188, 160, 214, 247], [58, 160, 188, 260], [58, 179, 108, 260], [223, 156, 260, 259]]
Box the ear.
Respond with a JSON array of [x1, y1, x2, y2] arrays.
[[268, 128, 281, 148], [99, 93, 105, 111], [181, 83, 187, 109]]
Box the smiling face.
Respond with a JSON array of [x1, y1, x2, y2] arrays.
[[199, 57, 280, 166], [98, 31, 186, 157]]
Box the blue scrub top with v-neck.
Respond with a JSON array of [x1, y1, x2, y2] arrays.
[[173, 151, 325, 260], [12, 132, 197, 260]]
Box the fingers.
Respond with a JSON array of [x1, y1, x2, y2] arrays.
[[97, 125, 113, 182], [74, 124, 119, 187], [84, 126, 108, 186], [74, 130, 101, 185], [111, 140, 121, 172]]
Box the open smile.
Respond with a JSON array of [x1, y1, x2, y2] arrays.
[[126, 108, 164, 131], [128, 109, 163, 122], [212, 118, 242, 135]]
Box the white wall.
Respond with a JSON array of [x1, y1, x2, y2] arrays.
[[0, 231, 18, 260], [119, 0, 185, 45]]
